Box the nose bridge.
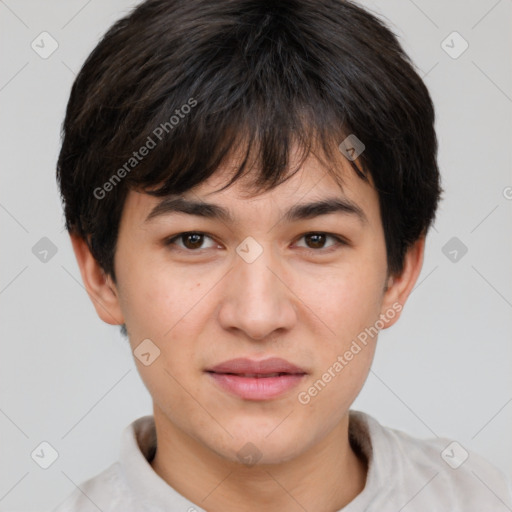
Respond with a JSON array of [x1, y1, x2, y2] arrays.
[[217, 236, 296, 340], [237, 238, 278, 298]]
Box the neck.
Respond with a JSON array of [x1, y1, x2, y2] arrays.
[[150, 407, 367, 512]]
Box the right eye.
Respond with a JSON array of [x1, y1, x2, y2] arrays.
[[164, 232, 218, 252]]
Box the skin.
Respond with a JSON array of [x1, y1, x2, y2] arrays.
[[71, 146, 425, 511]]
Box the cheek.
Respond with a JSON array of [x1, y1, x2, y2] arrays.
[[118, 260, 220, 401], [117, 254, 206, 340], [303, 260, 385, 345], [122, 266, 206, 416], [294, 253, 384, 408]]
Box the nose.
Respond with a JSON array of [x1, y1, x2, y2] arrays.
[[216, 243, 297, 342]]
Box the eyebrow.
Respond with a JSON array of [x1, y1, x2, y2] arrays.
[[144, 195, 368, 225]]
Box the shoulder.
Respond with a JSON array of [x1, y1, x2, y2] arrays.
[[52, 462, 140, 512], [52, 415, 161, 512], [350, 411, 512, 511]]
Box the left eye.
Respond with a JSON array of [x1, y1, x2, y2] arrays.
[[295, 232, 345, 251]]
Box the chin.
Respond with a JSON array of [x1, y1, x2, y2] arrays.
[[210, 428, 305, 466]]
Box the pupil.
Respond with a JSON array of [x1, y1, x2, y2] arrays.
[[185, 233, 202, 249], [307, 233, 325, 248]]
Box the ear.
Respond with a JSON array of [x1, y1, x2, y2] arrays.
[[69, 233, 125, 326], [379, 236, 425, 329]]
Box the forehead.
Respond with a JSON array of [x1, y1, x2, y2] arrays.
[[122, 149, 380, 230], [195, 143, 369, 198]]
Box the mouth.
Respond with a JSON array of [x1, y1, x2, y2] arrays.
[[206, 371, 302, 378], [205, 358, 307, 400]]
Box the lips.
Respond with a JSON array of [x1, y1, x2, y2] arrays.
[[205, 357, 307, 400], [206, 357, 307, 376]]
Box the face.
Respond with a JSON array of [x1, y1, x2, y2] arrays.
[[75, 147, 422, 466]]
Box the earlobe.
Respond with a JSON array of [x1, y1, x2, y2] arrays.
[[380, 237, 425, 329], [69, 233, 125, 326]]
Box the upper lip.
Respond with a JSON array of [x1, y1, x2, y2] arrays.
[[206, 357, 307, 375]]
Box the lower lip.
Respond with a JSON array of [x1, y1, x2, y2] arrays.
[[206, 372, 306, 400]]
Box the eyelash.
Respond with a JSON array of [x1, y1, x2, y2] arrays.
[[163, 231, 348, 255]]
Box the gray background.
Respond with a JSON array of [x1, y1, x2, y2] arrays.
[[0, 0, 511, 510]]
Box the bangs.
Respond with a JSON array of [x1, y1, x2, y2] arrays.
[[116, 81, 368, 202]]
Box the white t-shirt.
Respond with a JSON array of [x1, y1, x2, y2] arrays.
[[53, 410, 512, 511]]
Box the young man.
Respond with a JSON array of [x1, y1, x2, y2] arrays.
[[54, 0, 512, 510]]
